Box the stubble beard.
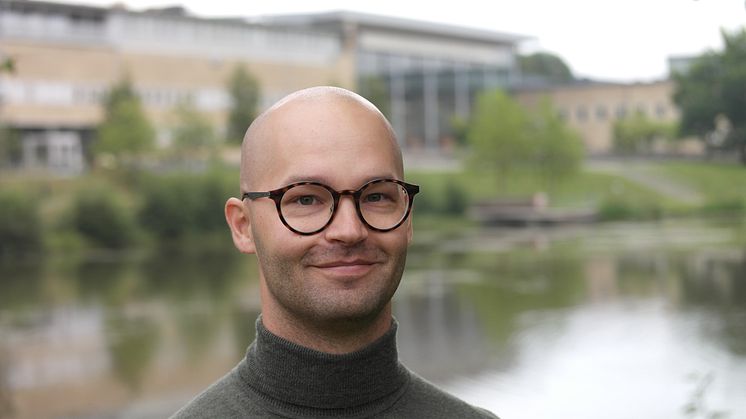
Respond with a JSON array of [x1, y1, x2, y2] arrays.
[[256, 240, 407, 330]]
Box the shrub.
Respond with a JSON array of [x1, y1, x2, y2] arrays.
[[443, 180, 469, 215], [597, 199, 663, 221], [138, 172, 234, 240], [0, 191, 43, 256], [72, 187, 136, 249]]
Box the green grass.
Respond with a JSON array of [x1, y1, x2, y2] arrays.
[[406, 167, 669, 209], [407, 159, 746, 222], [653, 161, 746, 202]]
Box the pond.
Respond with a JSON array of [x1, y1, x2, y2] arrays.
[[0, 218, 745, 419]]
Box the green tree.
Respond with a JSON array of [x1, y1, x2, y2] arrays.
[[612, 111, 677, 155], [467, 90, 583, 190], [0, 125, 21, 168], [96, 77, 155, 163], [519, 52, 574, 84], [226, 65, 261, 144], [170, 99, 217, 160], [467, 90, 533, 188], [673, 28, 746, 163], [358, 75, 391, 118], [532, 99, 584, 188]]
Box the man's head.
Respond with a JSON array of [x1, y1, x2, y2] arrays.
[[225, 86, 414, 343]]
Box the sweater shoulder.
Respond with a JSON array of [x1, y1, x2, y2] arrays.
[[168, 363, 268, 419], [382, 371, 499, 419]]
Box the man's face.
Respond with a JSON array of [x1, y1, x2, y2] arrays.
[[245, 98, 412, 326]]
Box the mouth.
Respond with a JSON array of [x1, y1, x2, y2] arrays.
[[310, 259, 379, 277]]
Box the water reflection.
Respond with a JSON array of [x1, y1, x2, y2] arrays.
[[0, 220, 744, 418]]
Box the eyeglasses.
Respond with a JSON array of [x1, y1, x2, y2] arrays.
[[242, 179, 419, 235]]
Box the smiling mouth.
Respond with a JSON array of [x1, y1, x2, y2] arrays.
[[311, 260, 378, 277]]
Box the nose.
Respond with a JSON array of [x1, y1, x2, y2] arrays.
[[323, 195, 368, 244]]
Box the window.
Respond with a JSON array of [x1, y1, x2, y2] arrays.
[[615, 104, 627, 119], [576, 105, 588, 123], [595, 105, 608, 121]]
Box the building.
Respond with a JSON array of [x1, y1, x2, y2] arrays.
[[0, 0, 349, 173], [513, 79, 702, 155], [0, 0, 527, 173], [263, 11, 527, 152]]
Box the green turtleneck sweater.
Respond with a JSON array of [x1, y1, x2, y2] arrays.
[[170, 318, 498, 419]]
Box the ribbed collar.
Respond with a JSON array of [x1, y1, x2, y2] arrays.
[[238, 317, 410, 417]]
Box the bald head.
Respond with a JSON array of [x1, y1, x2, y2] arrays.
[[239, 86, 403, 192]]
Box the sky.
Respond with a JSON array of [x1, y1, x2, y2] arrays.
[[74, 0, 745, 82]]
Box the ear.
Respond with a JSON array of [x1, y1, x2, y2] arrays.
[[225, 197, 256, 254]]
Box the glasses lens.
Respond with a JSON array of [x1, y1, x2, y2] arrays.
[[280, 184, 334, 233], [359, 181, 410, 230]]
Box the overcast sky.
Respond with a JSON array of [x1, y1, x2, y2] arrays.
[[75, 0, 745, 82]]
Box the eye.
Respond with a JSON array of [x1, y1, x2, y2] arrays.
[[295, 195, 321, 206], [365, 193, 385, 203]]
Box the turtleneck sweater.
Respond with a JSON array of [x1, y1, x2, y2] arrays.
[[170, 318, 498, 419]]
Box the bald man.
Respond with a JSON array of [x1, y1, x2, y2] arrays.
[[170, 87, 498, 419]]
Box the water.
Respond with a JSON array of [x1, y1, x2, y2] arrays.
[[0, 219, 744, 419]]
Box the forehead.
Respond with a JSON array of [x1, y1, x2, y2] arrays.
[[251, 97, 402, 189]]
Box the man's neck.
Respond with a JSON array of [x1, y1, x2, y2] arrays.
[[260, 305, 393, 355]]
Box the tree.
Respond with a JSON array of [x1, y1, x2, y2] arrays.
[[467, 89, 583, 190], [0, 125, 21, 168], [519, 52, 574, 84], [358, 75, 391, 118], [532, 99, 584, 188], [96, 77, 155, 163], [673, 28, 746, 163], [467, 90, 533, 188], [170, 99, 217, 160], [226, 65, 261, 144], [612, 111, 677, 155]]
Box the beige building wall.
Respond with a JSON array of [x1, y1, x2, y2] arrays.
[[1, 40, 349, 136], [514, 80, 700, 155]]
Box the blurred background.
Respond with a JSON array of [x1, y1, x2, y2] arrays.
[[1, 0, 745, 418]]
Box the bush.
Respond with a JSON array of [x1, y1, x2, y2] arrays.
[[0, 191, 43, 256], [597, 199, 663, 221], [443, 180, 469, 215], [72, 187, 136, 249], [138, 172, 234, 240]]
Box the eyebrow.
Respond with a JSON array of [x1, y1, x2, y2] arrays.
[[279, 174, 400, 188]]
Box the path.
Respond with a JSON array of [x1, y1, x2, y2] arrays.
[[586, 160, 704, 205]]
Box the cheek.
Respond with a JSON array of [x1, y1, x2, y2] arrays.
[[377, 229, 411, 256]]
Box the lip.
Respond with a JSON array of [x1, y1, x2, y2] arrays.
[[311, 259, 378, 277]]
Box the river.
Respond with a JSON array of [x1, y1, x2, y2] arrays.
[[0, 218, 744, 419]]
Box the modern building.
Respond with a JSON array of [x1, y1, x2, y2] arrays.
[[263, 11, 527, 152], [0, 0, 527, 173]]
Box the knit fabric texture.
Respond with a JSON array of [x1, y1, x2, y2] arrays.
[[170, 318, 498, 419]]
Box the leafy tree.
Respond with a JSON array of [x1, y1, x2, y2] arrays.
[[0, 191, 43, 256], [612, 111, 677, 155], [0, 125, 21, 168], [358, 75, 391, 117], [532, 99, 584, 187], [226, 65, 261, 144], [0, 56, 20, 168], [467, 90, 534, 188], [519, 52, 574, 84], [467, 89, 583, 190], [673, 28, 746, 163], [170, 99, 217, 159], [96, 77, 155, 163]]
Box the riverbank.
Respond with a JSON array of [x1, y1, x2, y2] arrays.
[[0, 159, 744, 257]]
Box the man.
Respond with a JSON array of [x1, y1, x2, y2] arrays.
[[171, 86, 497, 418]]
